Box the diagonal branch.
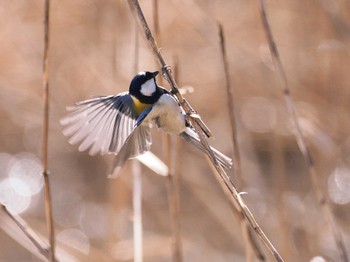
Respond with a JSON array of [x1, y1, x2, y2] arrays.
[[128, 0, 212, 138], [128, 1, 284, 261], [258, 1, 348, 261]]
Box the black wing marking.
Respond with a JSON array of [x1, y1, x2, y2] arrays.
[[61, 93, 151, 156]]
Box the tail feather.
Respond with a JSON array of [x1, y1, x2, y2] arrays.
[[180, 128, 232, 169]]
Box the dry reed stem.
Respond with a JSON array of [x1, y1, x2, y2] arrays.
[[258, 1, 348, 261], [166, 60, 183, 262], [132, 160, 143, 262], [129, 1, 211, 138], [128, 1, 283, 261], [152, 1, 183, 260], [133, 22, 143, 262], [163, 135, 183, 262], [218, 23, 265, 262], [1, 204, 51, 260], [42, 0, 55, 261]]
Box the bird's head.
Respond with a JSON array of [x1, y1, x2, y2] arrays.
[[129, 71, 159, 98]]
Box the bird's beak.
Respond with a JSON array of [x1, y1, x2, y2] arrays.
[[152, 71, 159, 77]]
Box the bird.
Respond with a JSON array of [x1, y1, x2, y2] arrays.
[[60, 71, 232, 174]]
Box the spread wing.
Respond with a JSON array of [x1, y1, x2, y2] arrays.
[[60, 93, 152, 157]]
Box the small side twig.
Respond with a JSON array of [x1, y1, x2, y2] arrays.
[[218, 23, 265, 262], [42, 0, 55, 261], [258, 1, 348, 261], [128, 1, 284, 261]]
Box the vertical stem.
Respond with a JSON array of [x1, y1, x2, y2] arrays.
[[171, 57, 183, 262], [164, 136, 183, 262], [133, 161, 143, 262], [153, 1, 182, 260], [133, 22, 143, 262], [153, 0, 160, 45], [42, 0, 55, 261]]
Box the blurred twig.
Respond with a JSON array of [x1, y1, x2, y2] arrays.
[[153, 1, 183, 260], [128, 1, 284, 261], [166, 59, 183, 262], [163, 135, 183, 262], [218, 23, 265, 262], [133, 22, 143, 262], [258, 1, 349, 261], [132, 160, 143, 262], [1, 204, 51, 260], [42, 0, 55, 261]]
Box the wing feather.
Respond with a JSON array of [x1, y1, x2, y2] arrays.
[[110, 125, 152, 175], [61, 93, 151, 157]]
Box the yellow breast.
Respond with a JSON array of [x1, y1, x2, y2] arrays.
[[131, 96, 151, 116]]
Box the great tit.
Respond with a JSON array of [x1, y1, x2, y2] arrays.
[[61, 71, 232, 173]]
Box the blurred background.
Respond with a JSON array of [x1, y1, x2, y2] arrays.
[[0, 0, 350, 261]]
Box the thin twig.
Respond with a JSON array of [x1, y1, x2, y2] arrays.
[[164, 135, 183, 262], [128, 1, 284, 261], [133, 22, 143, 262], [133, 160, 143, 262], [258, 1, 349, 261], [42, 0, 55, 261], [166, 59, 183, 262], [218, 23, 265, 262], [172, 56, 183, 261], [217, 24, 242, 184]]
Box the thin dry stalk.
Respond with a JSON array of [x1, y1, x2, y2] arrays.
[[1, 204, 50, 260], [42, 0, 55, 261], [152, 2, 183, 260], [163, 135, 183, 262], [153, 0, 160, 45], [129, 1, 212, 138], [166, 59, 183, 262], [258, 1, 348, 261], [132, 160, 143, 262], [218, 23, 265, 262], [128, 1, 283, 261], [133, 23, 143, 262]]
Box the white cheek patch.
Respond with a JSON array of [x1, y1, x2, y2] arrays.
[[140, 79, 156, 96]]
